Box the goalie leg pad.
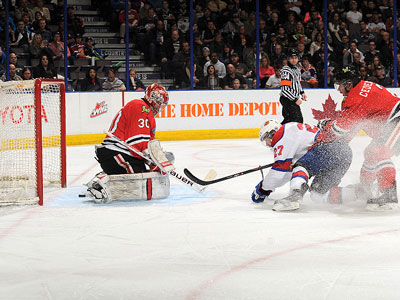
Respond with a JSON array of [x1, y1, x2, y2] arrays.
[[105, 172, 170, 201]]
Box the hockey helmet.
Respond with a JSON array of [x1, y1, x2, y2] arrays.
[[144, 83, 169, 115], [259, 119, 281, 142], [288, 49, 299, 58], [334, 65, 361, 90]]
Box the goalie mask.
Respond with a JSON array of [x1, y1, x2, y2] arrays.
[[144, 83, 169, 115], [259, 120, 281, 143]]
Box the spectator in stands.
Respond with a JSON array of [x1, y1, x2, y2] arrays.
[[201, 20, 217, 49], [377, 30, 392, 67], [359, 66, 370, 81], [84, 37, 106, 60], [9, 53, 24, 76], [375, 65, 392, 86], [244, 11, 256, 36], [203, 52, 226, 79], [172, 41, 192, 88], [309, 32, 323, 56], [31, 11, 43, 31], [33, 0, 51, 23], [102, 68, 126, 91], [210, 32, 224, 58], [270, 43, 286, 66], [146, 20, 169, 67], [196, 64, 223, 89], [232, 78, 242, 89], [29, 33, 48, 59], [276, 26, 289, 48], [364, 40, 381, 65], [328, 12, 342, 37], [67, 7, 84, 37], [223, 13, 243, 37], [22, 13, 35, 33], [366, 12, 386, 33], [71, 33, 87, 58], [0, 64, 23, 81], [367, 55, 383, 76], [0, 8, 16, 34], [15, 0, 34, 22], [333, 21, 349, 47], [118, 1, 140, 44], [230, 52, 251, 81], [346, 1, 363, 25], [208, 0, 227, 18], [53, 0, 65, 25], [80, 67, 103, 91], [128, 68, 145, 91], [283, 11, 297, 39], [351, 51, 365, 72], [158, 0, 175, 26], [21, 67, 33, 80], [259, 55, 275, 86], [0, 47, 5, 76], [141, 6, 158, 34], [232, 24, 252, 58], [160, 29, 182, 78], [221, 43, 234, 65], [197, 8, 213, 33], [300, 56, 318, 88], [223, 63, 248, 89], [343, 40, 365, 67], [35, 18, 52, 43], [48, 31, 71, 62], [266, 11, 279, 34], [198, 46, 211, 71], [12, 20, 34, 52], [33, 54, 57, 79], [265, 64, 281, 89]]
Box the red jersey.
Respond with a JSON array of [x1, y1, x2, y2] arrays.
[[324, 81, 400, 140], [102, 99, 156, 159]]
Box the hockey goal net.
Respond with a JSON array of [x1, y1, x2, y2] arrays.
[[0, 79, 66, 206]]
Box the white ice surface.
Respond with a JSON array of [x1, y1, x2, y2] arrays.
[[1, 137, 400, 300]]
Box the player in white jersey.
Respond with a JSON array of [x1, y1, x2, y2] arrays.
[[252, 120, 353, 211]]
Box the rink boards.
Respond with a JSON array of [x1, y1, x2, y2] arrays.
[[66, 88, 400, 145]]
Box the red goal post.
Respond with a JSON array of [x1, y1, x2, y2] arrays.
[[0, 79, 66, 206]]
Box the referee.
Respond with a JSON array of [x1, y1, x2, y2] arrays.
[[279, 49, 307, 124]]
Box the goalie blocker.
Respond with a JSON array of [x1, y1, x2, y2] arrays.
[[86, 172, 170, 203]]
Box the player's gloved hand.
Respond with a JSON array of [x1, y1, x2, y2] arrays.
[[316, 119, 332, 131], [251, 180, 271, 203], [149, 163, 167, 175]]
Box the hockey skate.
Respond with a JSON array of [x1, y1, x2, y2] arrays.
[[86, 177, 112, 204], [366, 184, 398, 212], [273, 183, 308, 211]]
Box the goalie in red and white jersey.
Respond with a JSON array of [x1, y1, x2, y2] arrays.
[[316, 65, 400, 211], [96, 83, 169, 174], [84, 84, 171, 204]]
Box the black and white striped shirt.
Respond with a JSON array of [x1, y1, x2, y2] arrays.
[[280, 65, 304, 101]]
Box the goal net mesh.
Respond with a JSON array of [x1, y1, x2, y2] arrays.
[[0, 80, 64, 205]]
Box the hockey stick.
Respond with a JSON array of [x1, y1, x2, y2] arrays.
[[183, 163, 273, 186], [104, 131, 207, 193]]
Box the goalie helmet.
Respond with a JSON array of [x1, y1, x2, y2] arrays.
[[334, 65, 361, 90], [144, 83, 169, 115], [259, 119, 281, 142]]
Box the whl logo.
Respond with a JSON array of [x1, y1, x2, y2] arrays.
[[90, 101, 108, 118]]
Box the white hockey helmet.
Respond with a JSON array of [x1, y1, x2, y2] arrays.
[[144, 83, 169, 115], [259, 119, 281, 142]]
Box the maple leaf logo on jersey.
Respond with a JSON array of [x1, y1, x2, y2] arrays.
[[311, 95, 341, 121], [142, 105, 151, 114], [90, 101, 108, 118]]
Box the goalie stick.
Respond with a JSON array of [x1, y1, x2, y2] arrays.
[[183, 163, 273, 186], [104, 131, 208, 193]]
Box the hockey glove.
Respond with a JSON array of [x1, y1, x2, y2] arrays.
[[251, 180, 271, 203]]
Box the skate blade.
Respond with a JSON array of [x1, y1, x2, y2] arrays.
[[272, 200, 300, 211], [366, 202, 398, 212]]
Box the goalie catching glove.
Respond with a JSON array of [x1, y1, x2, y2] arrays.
[[251, 180, 272, 203]]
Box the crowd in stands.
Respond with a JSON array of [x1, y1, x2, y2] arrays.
[[0, 0, 398, 90]]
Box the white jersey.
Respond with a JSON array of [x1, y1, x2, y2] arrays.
[[261, 122, 319, 192]]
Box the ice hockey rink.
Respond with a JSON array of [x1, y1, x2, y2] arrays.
[[1, 136, 400, 300]]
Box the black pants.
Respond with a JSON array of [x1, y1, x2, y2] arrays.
[[95, 146, 147, 175], [279, 95, 303, 124]]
